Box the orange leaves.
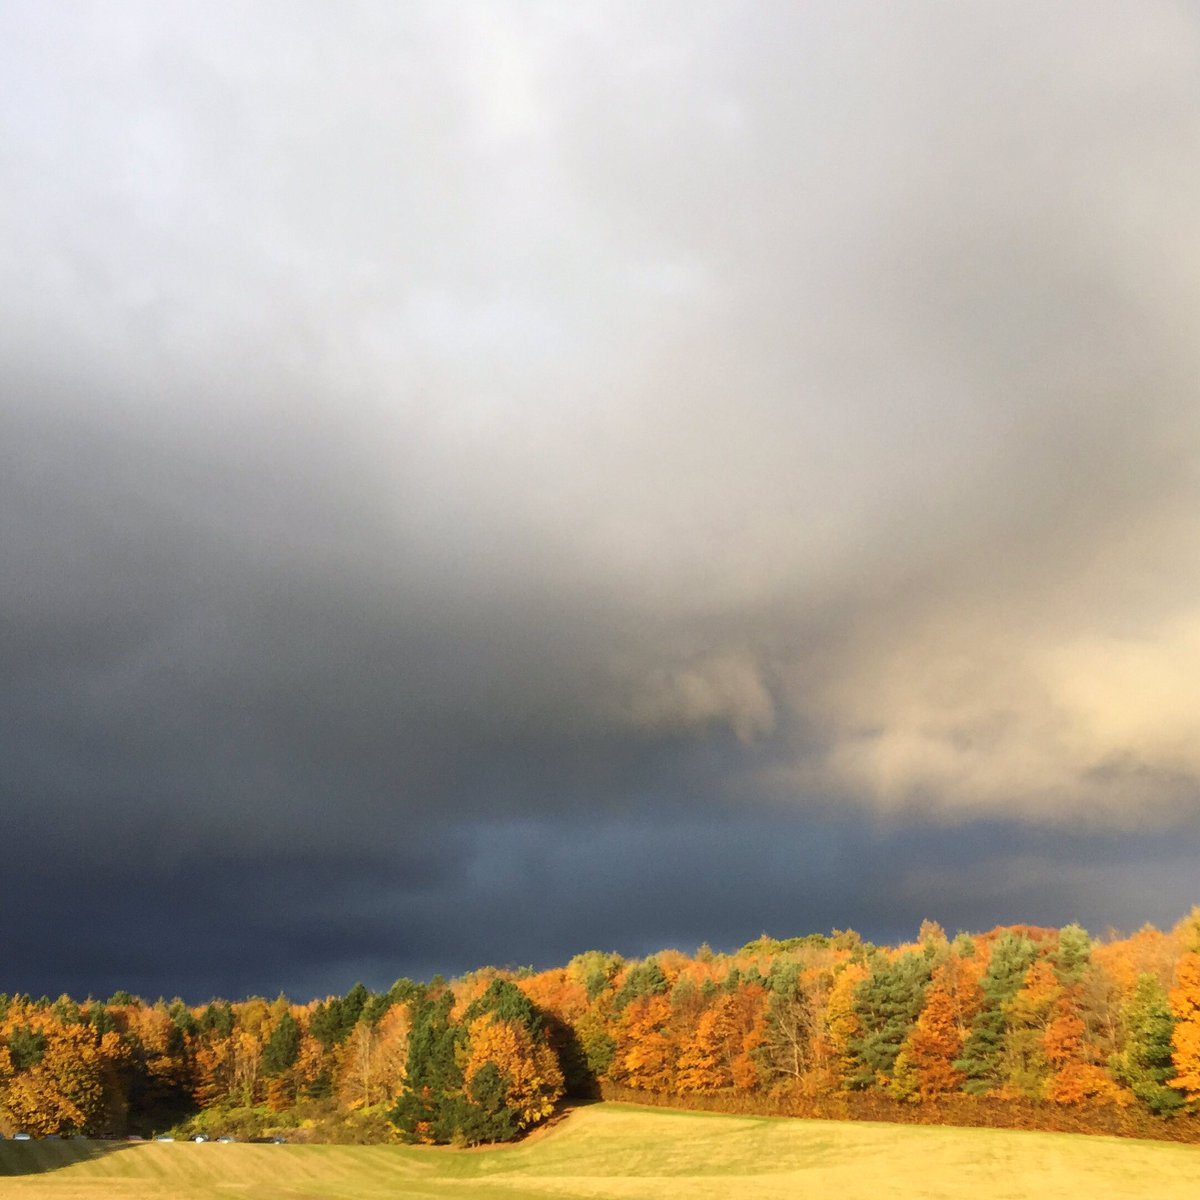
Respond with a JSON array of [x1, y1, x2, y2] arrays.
[[674, 1003, 732, 1093], [1169, 951, 1200, 1102], [1170, 1020, 1200, 1101], [1094, 927, 1175, 998], [612, 995, 677, 1092], [902, 984, 965, 1099], [517, 970, 589, 1023], [675, 987, 767, 1095], [1043, 1062, 1127, 1107], [192, 1039, 233, 1107], [1042, 1013, 1085, 1068], [464, 1014, 563, 1130], [1005, 960, 1060, 1031]]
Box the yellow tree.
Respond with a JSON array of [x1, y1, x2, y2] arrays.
[[998, 959, 1059, 1098], [335, 1004, 412, 1110], [230, 1030, 263, 1107], [464, 1014, 563, 1131], [519, 969, 590, 1025], [2, 1022, 113, 1135], [290, 1033, 327, 1100], [825, 963, 867, 1088], [1169, 951, 1200, 1103], [372, 1004, 412, 1103], [336, 1020, 378, 1110]]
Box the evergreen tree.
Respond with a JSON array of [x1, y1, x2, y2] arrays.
[[463, 978, 543, 1035], [390, 994, 464, 1142], [308, 998, 345, 1050], [199, 1001, 234, 1040], [613, 960, 670, 1010], [848, 952, 932, 1088], [167, 999, 198, 1037], [1053, 924, 1092, 985], [458, 1062, 518, 1143], [51, 995, 83, 1025], [85, 1004, 117, 1038], [262, 1011, 301, 1077], [342, 983, 370, 1028], [1111, 974, 1185, 1115], [8, 1025, 48, 1070], [955, 931, 1038, 1094]]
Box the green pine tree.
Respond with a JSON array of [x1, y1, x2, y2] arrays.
[[954, 931, 1038, 1094], [1053, 924, 1092, 984], [262, 1011, 301, 1077], [390, 994, 464, 1143], [1111, 974, 1186, 1115], [848, 952, 931, 1088]]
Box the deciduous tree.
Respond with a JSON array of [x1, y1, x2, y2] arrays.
[[1169, 951, 1200, 1104]]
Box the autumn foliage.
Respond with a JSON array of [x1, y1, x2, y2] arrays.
[[3, 909, 1200, 1144]]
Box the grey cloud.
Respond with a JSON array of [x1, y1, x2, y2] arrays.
[[2, 1, 1198, 994]]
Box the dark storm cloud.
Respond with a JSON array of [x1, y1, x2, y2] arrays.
[[2, 1, 1198, 996]]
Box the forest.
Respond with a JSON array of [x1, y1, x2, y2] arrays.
[[2, 910, 1199, 1146]]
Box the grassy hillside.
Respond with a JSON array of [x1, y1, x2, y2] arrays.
[[1, 1103, 1198, 1200]]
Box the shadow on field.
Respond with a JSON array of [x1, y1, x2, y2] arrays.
[[0, 1139, 135, 1177]]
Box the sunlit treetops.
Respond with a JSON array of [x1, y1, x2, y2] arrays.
[[2, 909, 1200, 1144]]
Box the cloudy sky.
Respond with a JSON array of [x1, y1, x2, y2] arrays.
[[3, 1, 1199, 1001]]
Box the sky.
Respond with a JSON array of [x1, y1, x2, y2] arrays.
[[2, 1, 1199, 1002]]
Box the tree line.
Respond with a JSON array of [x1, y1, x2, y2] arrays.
[[2, 910, 1199, 1144]]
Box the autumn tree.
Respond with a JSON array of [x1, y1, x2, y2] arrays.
[[1000, 958, 1060, 1097], [2, 1022, 121, 1135], [390, 979, 562, 1145], [122, 1002, 195, 1129], [896, 966, 966, 1100], [611, 994, 678, 1091], [462, 1012, 563, 1138], [825, 962, 868, 1088], [337, 1004, 413, 1110], [1169, 951, 1200, 1104], [517, 970, 593, 1095], [676, 986, 767, 1094], [760, 967, 822, 1087]]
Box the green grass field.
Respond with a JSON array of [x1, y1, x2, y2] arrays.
[[1, 1103, 1198, 1200]]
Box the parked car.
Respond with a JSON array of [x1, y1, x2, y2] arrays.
[[215, 1136, 235, 1143], [13, 1133, 32, 1141], [192, 1134, 209, 1143]]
